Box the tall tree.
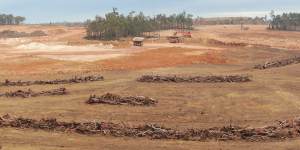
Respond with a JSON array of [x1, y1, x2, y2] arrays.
[[0, 13, 26, 25], [269, 12, 300, 31], [86, 9, 194, 40]]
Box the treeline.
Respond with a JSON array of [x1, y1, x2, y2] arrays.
[[269, 12, 300, 31], [86, 8, 193, 40], [194, 17, 266, 25], [0, 14, 26, 25]]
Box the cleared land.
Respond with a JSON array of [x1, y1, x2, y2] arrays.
[[0, 25, 300, 150]]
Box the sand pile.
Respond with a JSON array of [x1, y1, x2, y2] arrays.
[[16, 42, 114, 52]]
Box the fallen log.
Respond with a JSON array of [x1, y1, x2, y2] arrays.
[[254, 56, 300, 70], [0, 75, 104, 86], [137, 75, 251, 83], [86, 93, 157, 106], [1, 114, 300, 142], [0, 88, 67, 98]]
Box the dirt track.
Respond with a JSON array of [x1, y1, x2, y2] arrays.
[[1, 25, 300, 150]]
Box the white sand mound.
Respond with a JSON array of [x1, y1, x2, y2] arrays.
[[39, 54, 126, 62], [16, 42, 114, 52], [0, 38, 31, 46]]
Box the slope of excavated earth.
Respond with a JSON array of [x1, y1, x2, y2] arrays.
[[1, 25, 300, 150]]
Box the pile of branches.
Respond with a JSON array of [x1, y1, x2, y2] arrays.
[[0, 88, 67, 98], [137, 75, 251, 83], [1, 114, 300, 141], [208, 39, 248, 47], [254, 56, 300, 70], [86, 93, 157, 106], [0, 75, 104, 86], [0, 30, 47, 38]]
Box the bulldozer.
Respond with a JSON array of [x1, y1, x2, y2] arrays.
[[167, 32, 184, 43]]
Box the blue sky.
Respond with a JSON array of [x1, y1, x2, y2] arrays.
[[0, 0, 299, 23]]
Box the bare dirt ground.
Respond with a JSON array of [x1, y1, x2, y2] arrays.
[[192, 25, 300, 50], [1, 25, 300, 149]]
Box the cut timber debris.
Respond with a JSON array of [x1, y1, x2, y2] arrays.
[[0, 30, 47, 38], [0, 88, 67, 98], [254, 56, 300, 70], [1, 114, 300, 142], [208, 39, 248, 47], [0, 75, 104, 86], [86, 93, 157, 106], [137, 75, 251, 83]]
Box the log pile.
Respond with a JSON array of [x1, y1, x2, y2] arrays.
[[1, 114, 300, 141], [254, 56, 300, 70], [208, 39, 248, 47], [0, 75, 104, 86], [0, 88, 67, 98], [86, 93, 157, 106], [137, 75, 251, 83]]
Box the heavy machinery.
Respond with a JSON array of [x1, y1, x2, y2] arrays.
[[166, 32, 185, 43]]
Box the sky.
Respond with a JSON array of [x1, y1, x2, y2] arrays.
[[0, 0, 299, 23]]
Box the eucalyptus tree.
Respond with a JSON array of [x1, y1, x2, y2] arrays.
[[14, 16, 26, 24], [86, 9, 194, 40], [0, 13, 26, 25], [269, 12, 300, 30]]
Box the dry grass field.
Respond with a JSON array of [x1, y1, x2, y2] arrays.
[[1, 25, 300, 150]]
